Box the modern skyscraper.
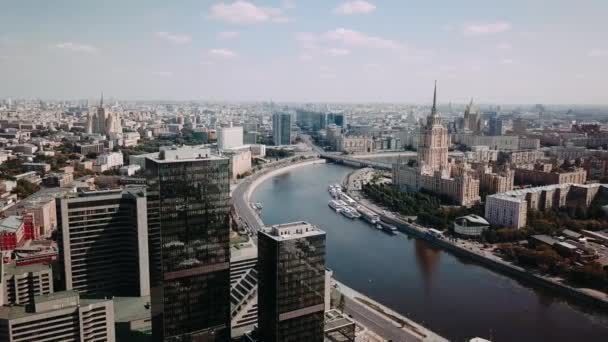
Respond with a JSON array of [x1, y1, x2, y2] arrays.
[[272, 113, 292, 146], [145, 147, 231, 341], [488, 117, 504, 136], [56, 188, 150, 297], [257, 221, 326, 342]]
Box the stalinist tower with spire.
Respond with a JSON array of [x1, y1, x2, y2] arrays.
[[393, 82, 480, 207], [418, 81, 449, 175], [92, 92, 107, 134]]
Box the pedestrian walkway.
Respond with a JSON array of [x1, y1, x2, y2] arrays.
[[334, 280, 448, 342]]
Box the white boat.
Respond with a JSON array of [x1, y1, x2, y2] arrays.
[[375, 224, 383, 230], [358, 206, 380, 224], [341, 206, 361, 219], [328, 200, 347, 212], [329, 188, 340, 198]]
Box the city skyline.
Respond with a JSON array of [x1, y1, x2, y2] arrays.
[[1, 1, 607, 104]]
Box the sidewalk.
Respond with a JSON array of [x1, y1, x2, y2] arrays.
[[334, 279, 448, 342]]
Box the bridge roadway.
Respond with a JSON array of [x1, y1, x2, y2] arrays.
[[320, 153, 397, 170], [320, 150, 465, 170]]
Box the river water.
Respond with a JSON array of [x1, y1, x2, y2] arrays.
[[251, 162, 608, 341]]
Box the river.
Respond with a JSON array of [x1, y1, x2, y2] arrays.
[[251, 162, 608, 341]]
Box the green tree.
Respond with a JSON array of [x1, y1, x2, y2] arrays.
[[13, 179, 40, 198], [337, 293, 346, 313]]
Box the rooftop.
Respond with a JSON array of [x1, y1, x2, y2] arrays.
[[113, 296, 151, 323], [34, 290, 79, 304], [489, 183, 608, 202], [0, 215, 23, 232], [4, 261, 51, 276], [146, 145, 225, 163], [262, 221, 325, 241]]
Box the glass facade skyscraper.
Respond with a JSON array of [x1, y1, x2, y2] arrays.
[[257, 221, 326, 342], [272, 112, 292, 146], [145, 148, 231, 342]]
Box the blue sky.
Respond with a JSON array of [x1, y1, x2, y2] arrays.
[[1, 0, 607, 104]]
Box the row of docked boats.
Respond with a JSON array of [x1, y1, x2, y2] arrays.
[[327, 184, 397, 234], [328, 199, 361, 219]]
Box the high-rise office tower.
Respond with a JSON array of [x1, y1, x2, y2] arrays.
[[488, 117, 504, 136], [56, 188, 149, 297], [272, 113, 292, 146], [145, 146, 231, 341], [258, 222, 326, 342]]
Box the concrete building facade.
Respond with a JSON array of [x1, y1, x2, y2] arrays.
[[1, 262, 53, 306], [56, 188, 149, 297], [218, 126, 244, 150], [485, 183, 608, 229], [0, 291, 115, 342]]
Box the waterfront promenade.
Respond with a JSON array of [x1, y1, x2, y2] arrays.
[[334, 280, 448, 342]]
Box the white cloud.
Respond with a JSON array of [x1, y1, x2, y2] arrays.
[[496, 42, 512, 50], [209, 1, 288, 24], [588, 49, 608, 57], [209, 48, 238, 58], [322, 28, 401, 50], [463, 21, 512, 35], [55, 42, 98, 53], [217, 31, 240, 40], [325, 48, 350, 56], [334, 1, 376, 15], [281, 0, 296, 9], [298, 54, 313, 61], [155, 31, 192, 44], [152, 71, 174, 77]]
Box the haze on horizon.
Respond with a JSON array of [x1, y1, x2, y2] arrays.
[[1, 0, 607, 105]]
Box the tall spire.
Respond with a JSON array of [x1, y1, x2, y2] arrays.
[[431, 80, 437, 115], [100, 92, 104, 107]]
